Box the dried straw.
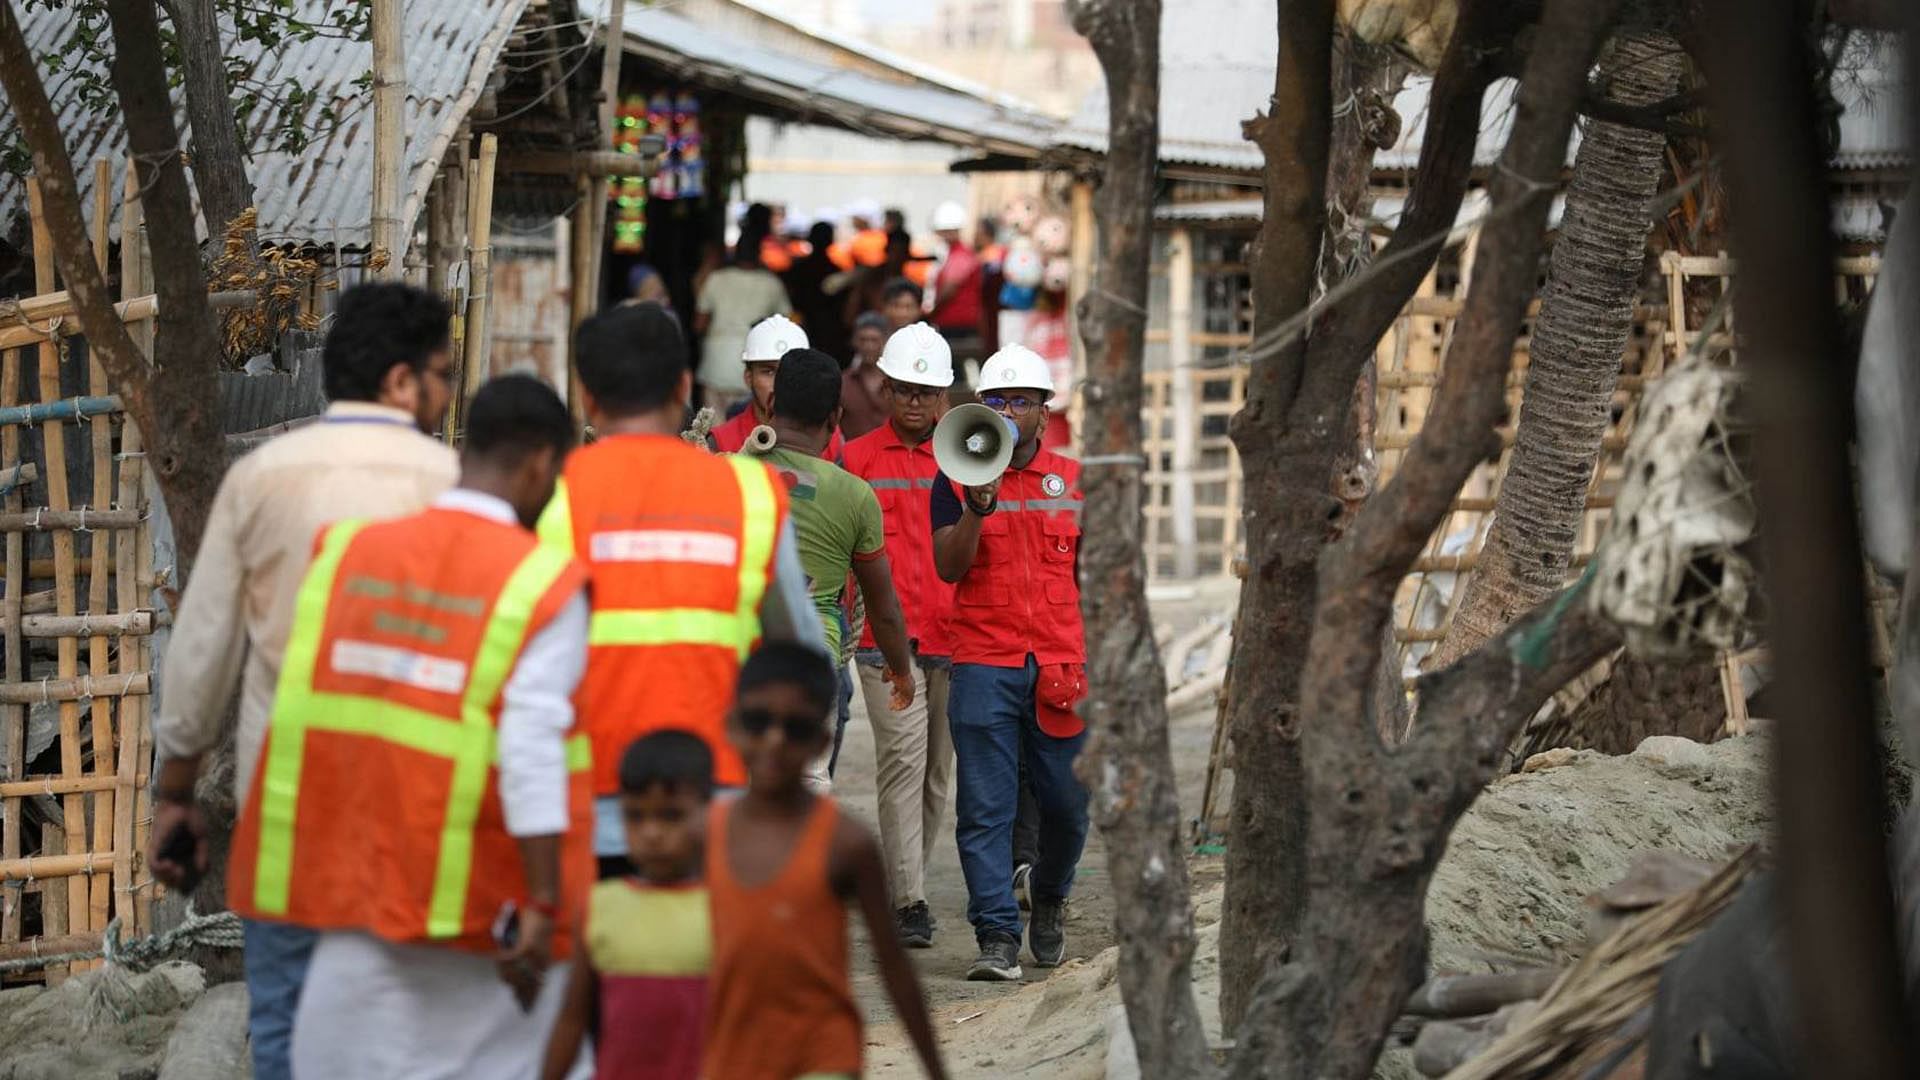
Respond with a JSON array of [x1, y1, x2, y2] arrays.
[[1445, 846, 1760, 1079]]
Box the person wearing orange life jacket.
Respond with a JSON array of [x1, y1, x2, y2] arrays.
[[930, 345, 1087, 983], [223, 375, 590, 1079], [538, 304, 826, 877], [709, 315, 844, 459]]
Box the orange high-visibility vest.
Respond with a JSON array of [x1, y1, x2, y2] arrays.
[[228, 508, 591, 956], [537, 434, 787, 790]]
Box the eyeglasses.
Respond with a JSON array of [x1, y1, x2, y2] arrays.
[[980, 393, 1040, 416], [886, 382, 942, 403], [735, 707, 826, 744]]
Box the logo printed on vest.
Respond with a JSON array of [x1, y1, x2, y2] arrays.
[[329, 640, 469, 694], [1042, 473, 1066, 497], [590, 529, 740, 566]]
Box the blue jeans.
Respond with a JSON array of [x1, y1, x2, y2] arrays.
[[242, 917, 318, 1080], [949, 656, 1089, 943]]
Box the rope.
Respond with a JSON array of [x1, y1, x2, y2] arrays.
[[0, 906, 244, 975]]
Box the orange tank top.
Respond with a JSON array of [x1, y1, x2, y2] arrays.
[[702, 798, 861, 1080]]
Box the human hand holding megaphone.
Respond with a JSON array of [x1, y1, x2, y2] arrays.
[[933, 403, 1019, 511]]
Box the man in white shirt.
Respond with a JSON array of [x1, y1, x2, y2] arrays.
[[149, 282, 458, 1080]]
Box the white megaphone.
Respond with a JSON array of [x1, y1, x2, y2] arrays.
[[932, 403, 1018, 487]]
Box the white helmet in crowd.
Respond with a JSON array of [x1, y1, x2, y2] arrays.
[[930, 200, 969, 233], [741, 314, 807, 362], [976, 344, 1054, 398], [877, 323, 955, 388]]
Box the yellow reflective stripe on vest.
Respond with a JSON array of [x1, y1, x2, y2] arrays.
[[251, 528, 577, 941], [726, 455, 778, 653], [252, 520, 369, 916], [425, 541, 574, 936], [585, 458, 780, 660], [535, 477, 574, 554]]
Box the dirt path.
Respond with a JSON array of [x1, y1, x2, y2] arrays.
[[831, 582, 1234, 1068]]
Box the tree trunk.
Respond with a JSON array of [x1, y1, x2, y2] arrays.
[[0, 0, 226, 569], [1219, 0, 1516, 1029], [168, 0, 256, 242], [103, 0, 228, 570], [1229, 1, 1620, 1073], [1063, 2, 1215, 1075], [1702, 1, 1916, 1072], [1430, 31, 1684, 669]]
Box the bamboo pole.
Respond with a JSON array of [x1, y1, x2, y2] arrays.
[[0, 509, 142, 531], [461, 133, 500, 405], [0, 851, 114, 882], [0, 289, 18, 950], [0, 672, 151, 705], [119, 164, 152, 931], [567, 177, 594, 426], [1167, 227, 1199, 579], [83, 160, 114, 962], [26, 177, 91, 950], [576, 0, 626, 361], [0, 774, 120, 798], [369, 0, 406, 278]]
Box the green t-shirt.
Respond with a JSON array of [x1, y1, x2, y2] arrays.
[[761, 446, 885, 656]]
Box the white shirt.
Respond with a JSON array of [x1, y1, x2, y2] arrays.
[[155, 401, 458, 799], [435, 489, 587, 838]]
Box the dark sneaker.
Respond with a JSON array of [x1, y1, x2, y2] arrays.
[[1029, 898, 1066, 967], [966, 932, 1023, 981], [1012, 862, 1033, 912], [896, 901, 933, 949]]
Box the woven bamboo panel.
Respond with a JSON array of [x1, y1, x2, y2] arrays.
[[0, 163, 158, 982]]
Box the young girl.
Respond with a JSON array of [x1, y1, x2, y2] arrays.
[[540, 731, 715, 1080], [703, 642, 949, 1080]]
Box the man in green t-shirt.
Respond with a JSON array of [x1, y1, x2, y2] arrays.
[[746, 348, 915, 789]]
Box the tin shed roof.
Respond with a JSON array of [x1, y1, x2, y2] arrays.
[[0, 0, 529, 248]]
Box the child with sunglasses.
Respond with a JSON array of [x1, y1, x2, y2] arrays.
[[701, 643, 949, 1080]]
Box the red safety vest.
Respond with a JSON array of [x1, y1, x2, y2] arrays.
[[538, 435, 787, 790], [228, 508, 592, 956], [945, 449, 1084, 667], [842, 422, 953, 656], [710, 409, 844, 459]]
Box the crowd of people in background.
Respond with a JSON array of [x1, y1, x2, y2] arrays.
[[648, 195, 1078, 451]]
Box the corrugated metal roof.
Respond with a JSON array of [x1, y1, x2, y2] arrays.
[[1051, 0, 1274, 169], [593, 0, 1057, 156], [0, 0, 528, 247], [1056, 0, 1905, 176]]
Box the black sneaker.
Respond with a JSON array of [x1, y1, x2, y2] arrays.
[[1029, 898, 1066, 967], [1012, 862, 1033, 912], [966, 931, 1023, 981], [896, 901, 933, 949]]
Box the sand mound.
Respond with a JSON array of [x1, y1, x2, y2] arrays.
[[868, 733, 1771, 1077], [0, 962, 209, 1080]]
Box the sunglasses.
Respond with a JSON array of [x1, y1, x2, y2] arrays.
[[736, 707, 827, 744], [886, 383, 942, 403], [980, 393, 1040, 416]]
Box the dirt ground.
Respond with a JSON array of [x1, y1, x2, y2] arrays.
[[834, 579, 1236, 1034]]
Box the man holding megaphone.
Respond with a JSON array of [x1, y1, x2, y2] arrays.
[[929, 345, 1088, 983]]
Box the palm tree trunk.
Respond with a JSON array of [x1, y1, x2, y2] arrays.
[[1430, 30, 1684, 669]]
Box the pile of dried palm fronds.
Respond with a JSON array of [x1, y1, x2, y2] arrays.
[[209, 209, 323, 364], [1440, 846, 1760, 1079]]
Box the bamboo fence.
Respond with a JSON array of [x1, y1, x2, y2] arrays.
[[0, 161, 159, 981], [1137, 249, 1886, 680]]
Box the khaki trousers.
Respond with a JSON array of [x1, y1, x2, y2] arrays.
[[857, 660, 953, 906]]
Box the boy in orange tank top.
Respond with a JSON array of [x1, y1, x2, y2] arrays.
[[703, 643, 949, 1080]]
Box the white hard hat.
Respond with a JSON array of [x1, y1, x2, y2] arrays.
[[845, 198, 882, 223], [930, 200, 969, 232], [741, 314, 808, 362], [876, 322, 955, 388], [976, 344, 1054, 397]]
